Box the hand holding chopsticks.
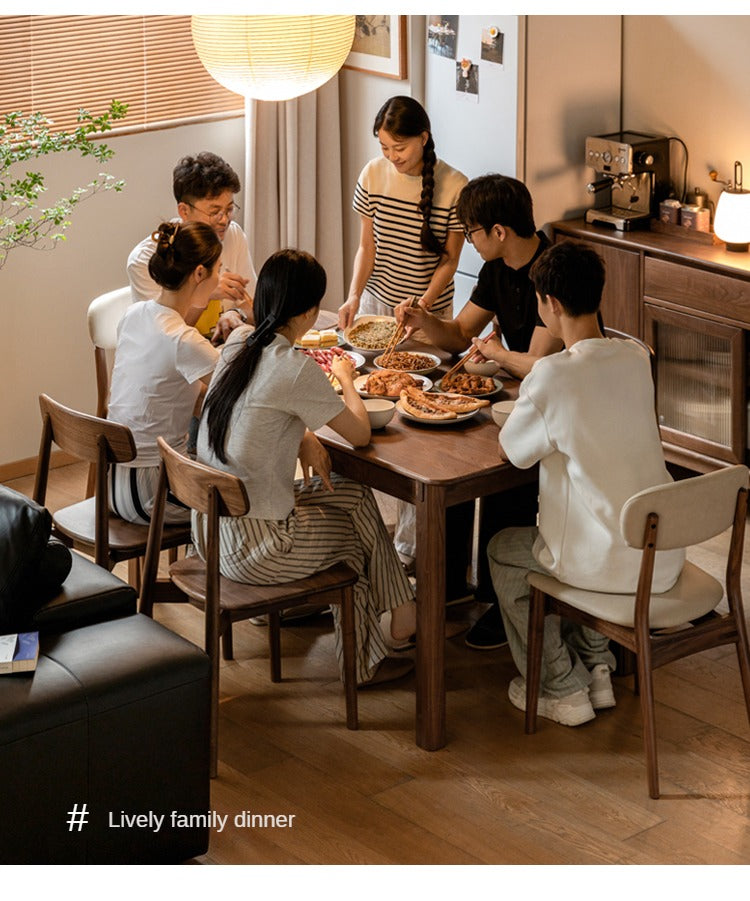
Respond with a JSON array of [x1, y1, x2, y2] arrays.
[[382, 296, 420, 365], [443, 331, 498, 382]]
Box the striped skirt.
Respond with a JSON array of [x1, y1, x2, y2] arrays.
[[109, 462, 191, 526], [192, 472, 414, 684]]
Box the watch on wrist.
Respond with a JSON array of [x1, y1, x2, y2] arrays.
[[229, 307, 248, 323]]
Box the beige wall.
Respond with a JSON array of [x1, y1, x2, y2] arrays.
[[623, 15, 750, 211], [2, 14, 750, 468]]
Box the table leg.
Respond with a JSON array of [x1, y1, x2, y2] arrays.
[[414, 483, 446, 750]]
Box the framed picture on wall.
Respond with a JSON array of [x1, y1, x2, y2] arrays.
[[344, 15, 407, 79]]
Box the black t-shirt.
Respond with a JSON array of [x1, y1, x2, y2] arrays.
[[468, 230, 550, 352]]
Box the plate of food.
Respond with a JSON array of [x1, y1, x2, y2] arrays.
[[295, 328, 344, 349], [344, 315, 403, 353], [353, 370, 433, 398], [372, 350, 441, 375], [434, 373, 504, 397], [396, 387, 490, 425]]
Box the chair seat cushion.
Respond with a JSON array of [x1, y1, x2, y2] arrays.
[[53, 497, 191, 556], [527, 560, 723, 629], [169, 556, 358, 614]]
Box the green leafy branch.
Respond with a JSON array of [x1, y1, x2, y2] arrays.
[[0, 100, 128, 268]]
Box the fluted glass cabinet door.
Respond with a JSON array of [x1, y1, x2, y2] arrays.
[[644, 304, 746, 465]]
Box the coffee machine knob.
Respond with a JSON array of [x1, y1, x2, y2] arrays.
[[636, 151, 654, 167], [602, 150, 612, 164]]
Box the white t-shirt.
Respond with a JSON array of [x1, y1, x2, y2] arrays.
[[108, 300, 219, 466], [353, 156, 468, 314], [126, 219, 257, 304], [197, 329, 345, 521], [501, 337, 685, 593]]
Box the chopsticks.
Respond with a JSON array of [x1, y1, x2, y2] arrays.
[[443, 331, 497, 382], [381, 296, 420, 365]]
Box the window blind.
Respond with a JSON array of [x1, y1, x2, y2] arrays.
[[0, 15, 244, 133]]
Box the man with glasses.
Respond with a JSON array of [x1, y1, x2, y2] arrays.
[[402, 174, 560, 378], [128, 152, 256, 340], [401, 174, 561, 651]]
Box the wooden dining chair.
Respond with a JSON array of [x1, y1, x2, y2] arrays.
[[139, 437, 359, 777], [85, 286, 133, 496], [523, 463, 750, 799], [33, 394, 191, 591]]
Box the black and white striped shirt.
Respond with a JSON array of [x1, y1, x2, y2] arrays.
[[353, 157, 467, 314]]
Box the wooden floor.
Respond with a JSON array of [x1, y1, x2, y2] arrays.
[[8, 462, 750, 866]]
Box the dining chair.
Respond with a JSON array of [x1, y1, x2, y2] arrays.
[[139, 437, 359, 777], [85, 286, 133, 495], [522, 463, 750, 799], [33, 394, 191, 591]]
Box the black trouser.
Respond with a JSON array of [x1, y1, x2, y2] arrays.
[[446, 482, 539, 603]]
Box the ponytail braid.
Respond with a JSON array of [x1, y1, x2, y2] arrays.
[[417, 136, 444, 256]]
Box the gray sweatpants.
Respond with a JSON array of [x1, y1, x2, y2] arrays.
[[488, 527, 615, 697]]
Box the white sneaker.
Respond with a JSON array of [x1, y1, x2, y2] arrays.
[[508, 676, 596, 727], [589, 664, 616, 709]]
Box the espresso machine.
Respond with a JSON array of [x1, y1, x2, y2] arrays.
[[584, 131, 671, 230]]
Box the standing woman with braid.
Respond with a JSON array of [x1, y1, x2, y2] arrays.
[[338, 95, 468, 331]]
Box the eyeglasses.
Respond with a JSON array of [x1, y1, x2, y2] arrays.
[[463, 226, 485, 245], [184, 201, 240, 224]]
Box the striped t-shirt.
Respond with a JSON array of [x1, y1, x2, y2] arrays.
[[353, 156, 468, 314]]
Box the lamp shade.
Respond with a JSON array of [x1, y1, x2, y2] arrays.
[[714, 188, 750, 252], [191, 15, 355, 102]]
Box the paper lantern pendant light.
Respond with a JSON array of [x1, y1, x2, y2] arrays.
[[191, 15, 356, 102]]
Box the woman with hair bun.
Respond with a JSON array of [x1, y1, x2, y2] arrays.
[[338, 95, 467, 330], [197, 248, 417, 688], [107, 220, 223, 524]]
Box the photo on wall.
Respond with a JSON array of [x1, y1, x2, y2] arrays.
[[427, 15, 458, 59], [481, 25, 504, 66], [344, 15, 407, 79], [456, 58, 478, 101]]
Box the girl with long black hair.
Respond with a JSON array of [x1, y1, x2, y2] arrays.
[[196, 249, 417, 687], [338, 95, 467, 330]]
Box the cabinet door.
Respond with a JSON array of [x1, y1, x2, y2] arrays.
[[644, 304, 746, 465], [553, 233, 641, 336]]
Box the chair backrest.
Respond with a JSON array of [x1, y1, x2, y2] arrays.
[[156, 436, 249, 518], [87, 286, 133, 419], [38, 394, 136, 465], [620, 464, 749, 550]]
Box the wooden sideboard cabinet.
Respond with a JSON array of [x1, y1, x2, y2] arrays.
[[550, 219, 750, 472]]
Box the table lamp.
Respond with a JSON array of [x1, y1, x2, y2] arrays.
[[713, 161, 750, 252]]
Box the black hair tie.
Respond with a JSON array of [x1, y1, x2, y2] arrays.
[[245, 314, 277, 348]]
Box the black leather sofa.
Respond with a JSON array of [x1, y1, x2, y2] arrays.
[[0, 486, 211, 864]]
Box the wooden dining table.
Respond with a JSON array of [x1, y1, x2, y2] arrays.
[[314, 323, 537, 751]]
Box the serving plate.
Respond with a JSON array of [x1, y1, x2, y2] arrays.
[[433, 376, 504, 398], [353, 373, 433, 398], [294, 328, 345, 349], [373, 351, 441, 375], [395, 400, 480, 426], [343, 315, 403, 353]]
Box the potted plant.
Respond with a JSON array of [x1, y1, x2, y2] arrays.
[[1, 99, 127, 269]]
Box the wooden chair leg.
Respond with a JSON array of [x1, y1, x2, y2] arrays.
[[635, 644, 660, 800], [525, 586, 546, 734], [127, 557, 142, 593], [734, 632, 750, 727], [339, 586, 359, 730], [85, 462, 96, 499], [221, 618, 234, 661], [168, 547, 178, 564], [268, 612, 282, 683]]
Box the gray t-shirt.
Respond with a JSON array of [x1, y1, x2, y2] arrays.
[[197, 328, 344, 520]]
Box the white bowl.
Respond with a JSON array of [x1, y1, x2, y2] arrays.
[[464, 358, 500, 377], [491, 400, 515, 429], [363, 398, 396, 429]]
